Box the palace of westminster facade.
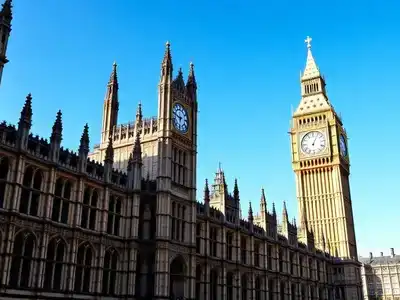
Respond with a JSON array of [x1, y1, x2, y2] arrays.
[[0, 1, 368, 299]]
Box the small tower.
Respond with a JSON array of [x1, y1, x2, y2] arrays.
[[49, 110, 62, 162], [78, 124, 90, 173], [17, 93, 32, 150], [104, 136, 114, 183], [0, 0, 12, 86], [101, 62, 119, 143], [127, 132, 142, 190], [209, 164, 227, 214]]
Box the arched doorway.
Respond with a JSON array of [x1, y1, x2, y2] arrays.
[[170, 256, 186, 299]]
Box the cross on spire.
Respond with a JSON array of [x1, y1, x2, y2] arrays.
[[305, 36, 312, 49]]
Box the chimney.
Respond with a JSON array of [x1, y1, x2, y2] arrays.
[[390, 248, 395, 258], [380, 252, 384, 257], [369, 252, 373, 260]]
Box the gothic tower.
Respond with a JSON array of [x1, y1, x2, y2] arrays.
[[0, 0, 12, 86], [290, 37, 358, 260], [154, 42, 198, 299], [101, 62, 119, 143]]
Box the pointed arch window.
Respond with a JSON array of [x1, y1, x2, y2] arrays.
[[195, 265, 202, 300], [81, 187, 98, 230], [210, 269, 218, 300], [171, 147, 188, 186], [74, 243, 93, 293], [255, 276, 262, 300], [171, 202, 186, 242], [9, 231, 36, 288], [19, 166, 43, 216], [51, 178, 72, 224], [226, 272, 234, 300], [0, 156, 10, 208], [107, 195, 121, 236], [44, 238, 67, 291], [241, 273, 248, 300], [102, 248, 118, 295]]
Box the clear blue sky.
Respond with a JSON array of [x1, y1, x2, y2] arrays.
[[1, 0, 399, 257]]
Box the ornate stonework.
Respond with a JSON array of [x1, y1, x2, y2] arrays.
[[0, 4, 363, 300]]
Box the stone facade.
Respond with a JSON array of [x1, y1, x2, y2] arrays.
[[0, 2, 363, 300], [360, 249, 400, 300]]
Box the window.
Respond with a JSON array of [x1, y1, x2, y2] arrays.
[[241, 274, 248, 300], [226, 232, 233, 261], [241, 237, 247, 264], [51, 178, 71, 224], [254, 242, 260, 267], [81, 187, 98, 230], [74, 244, 93, 293], [171, 202, 186, 242], [172, 147, 187, 186], [267, 244, 273, 270], [102, 249, 118, 295], [255, 276, 262, 300], [209, 227, 218, 257], [107, 195, 121, 235], [299, 256, 304, 277], [210, 269, 218, 300], [44, 238, 66, 290], [268, 279, 275, 300], [291, 284, 296, 300], [280, 281, 285, 300], [279, 248, 284, 272], [308, 258, 313, 279], [19, 166, 42, 216], [196, 223, 201, 253], [227, 272, 234, 300], [289, 252, 295, 274], [9, 231, 36, 288], [196, 266, 202, 300], [0, 156, 9, 208]]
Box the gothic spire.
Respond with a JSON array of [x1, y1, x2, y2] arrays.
[[109, 61, 118, 85], [136, 101, 142, 123], [272, 202, 276, 216], [79, 123, 90, 154], [204, 179, 210, 203], [186, 62, 197, 88], [233, 178, 239, 201], [248, 202, 253, 221], [105, 136, 114, 163], [282, 201, 288, 221], [161, 41, 173, 78], [19, 93, 33, 127], [0, 0, 12, 21], [50, 110, 63, 142], [260, 188, 267, 211], [173, 67, 185, 92], [132, 131, 142, 164], [301, 36, 320, 81]]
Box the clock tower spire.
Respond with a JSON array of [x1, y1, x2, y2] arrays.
[[290, 37, 358, 260]]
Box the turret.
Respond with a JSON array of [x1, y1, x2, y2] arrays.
[[248, 202, 254, 233], [78, 124, 90, 173], [185, 62, 197, 101], [127, 132, 142, 190], [103, 136, 114, 183], [49, 110, 62, 162], [17, 94, 32, 150], [0, 0, 12, 86], [101, 62, 119, 143]]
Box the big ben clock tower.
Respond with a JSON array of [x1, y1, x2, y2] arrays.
[[290, 37, 358, 260]]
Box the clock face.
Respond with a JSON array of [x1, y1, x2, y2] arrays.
[[301, 131, 326, 155], [172, 103, 189, 133], [339, 134, 347, 157]]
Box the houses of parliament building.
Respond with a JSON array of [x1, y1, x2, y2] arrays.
[[0, 1, 364, 299]]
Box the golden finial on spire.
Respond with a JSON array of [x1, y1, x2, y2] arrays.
[[304, 36, 312, 49]]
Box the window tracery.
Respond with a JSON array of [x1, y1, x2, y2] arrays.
[[44, 237, 67, 290], [107, 195, 121, 236], [74, 243, 93, 293], [9, 231, 36, 288], [19, 166, 43, 216], [171, 201, 186, 242], [102, 248, 118, 295], [51, 178, 72, 224], [0, 156, 9, 208], [81, 187, 98, 230]]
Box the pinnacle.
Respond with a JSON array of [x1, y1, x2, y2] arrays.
[[79, 123, 90, 153], [51, 110, 63, 139], [20, 93, 33, 124]]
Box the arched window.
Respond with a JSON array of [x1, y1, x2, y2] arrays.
[[9, 231, 36, 287], [43, 238, 66, 290], [210, 269, 218, 300], [0, 156, 10, 208], [74, 243, 93, 293], [51, 178, 72, 223], [226, 272, 234, 300], [81, 187, 98, 230], [241, 273, 248, 300], [19, 166, 43, 216], [255, 276, 262, 300], [102, 249, 118, 295], [107, 195, 121, 236]]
